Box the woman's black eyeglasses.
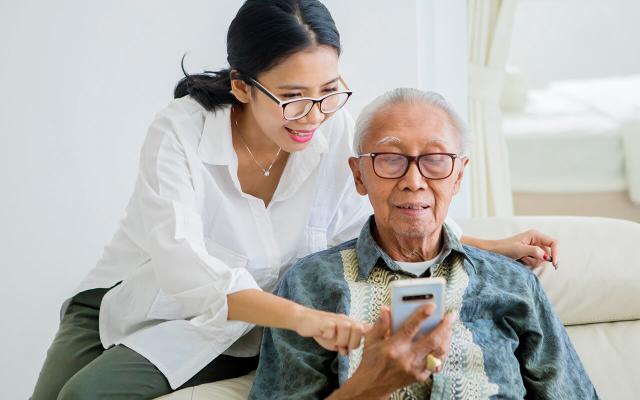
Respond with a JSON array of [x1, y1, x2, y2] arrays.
[[247, 76, 352, 121]]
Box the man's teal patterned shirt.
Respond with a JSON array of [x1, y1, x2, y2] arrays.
[[249, 217, 599, 399]]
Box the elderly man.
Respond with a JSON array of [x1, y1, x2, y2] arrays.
[[248, 89, 598, 399]]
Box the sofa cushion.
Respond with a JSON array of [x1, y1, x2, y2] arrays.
[[459, 216, 640, 326], [567, 320, 640, 399], [155, 371, 254, 400]]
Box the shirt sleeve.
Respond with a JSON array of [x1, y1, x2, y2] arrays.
[[518, 274, 600, 399], [248, 266, 340, 399], [135, 107, 260, 320]]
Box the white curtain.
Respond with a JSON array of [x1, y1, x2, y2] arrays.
[[468, 0, 517, 217]]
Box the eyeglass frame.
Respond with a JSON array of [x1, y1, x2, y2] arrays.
[[357, 152, 460, 180], [244, 75, 353, 121]]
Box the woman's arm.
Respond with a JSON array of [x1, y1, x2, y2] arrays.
[[136, 109, 364, 354], [228, 289, 366, 355], [461, 230, 558, 269]]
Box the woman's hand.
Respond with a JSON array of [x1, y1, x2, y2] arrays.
[[294, 307, 368, 355], [487, 229, 558, 269], [462, 230, 559, 270]]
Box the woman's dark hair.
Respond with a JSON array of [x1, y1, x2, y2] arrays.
[[174, 0, 341, 111]]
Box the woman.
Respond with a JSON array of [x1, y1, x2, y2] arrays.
[[32, 0, 557, 398]]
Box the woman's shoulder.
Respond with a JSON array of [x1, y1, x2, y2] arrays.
[[138, 96, 217, 159], [153, 95, 208, 124], [147, 96, 231, 146]]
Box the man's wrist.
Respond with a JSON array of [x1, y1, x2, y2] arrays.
[[327, 374, 390, 400]]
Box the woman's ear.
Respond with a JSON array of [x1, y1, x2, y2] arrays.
[[230, 70, 251, 104]]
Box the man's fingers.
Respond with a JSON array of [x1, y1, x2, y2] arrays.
[[416, 369, 432, 382], [366, 306, 391, 341], [438, 311, 457, 334], [414, 311, 455, 358], [396, 303, 436, 341]]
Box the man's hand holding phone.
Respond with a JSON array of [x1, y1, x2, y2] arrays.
[[329, 303, 456, 400]]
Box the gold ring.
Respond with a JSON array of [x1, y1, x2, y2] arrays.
[[425, 354, 442, 372]]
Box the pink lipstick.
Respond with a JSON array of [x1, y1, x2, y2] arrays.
[[286, 127, 315, 143]]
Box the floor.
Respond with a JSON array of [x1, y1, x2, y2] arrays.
[[513, 191, 640, 223]]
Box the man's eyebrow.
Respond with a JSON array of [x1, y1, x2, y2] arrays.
[[375, 136, 401, 146], [277, 77, 339, 90]]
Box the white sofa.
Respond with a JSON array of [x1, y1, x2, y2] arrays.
[[158, 216, 640, 400]]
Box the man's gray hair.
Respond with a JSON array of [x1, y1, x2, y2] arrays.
[[353, 88, 471, 156]]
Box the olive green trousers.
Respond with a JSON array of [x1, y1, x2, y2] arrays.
[[31, 288, 258, 400]]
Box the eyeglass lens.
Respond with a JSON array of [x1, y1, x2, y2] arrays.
[[373, 153, 453, 179], [283, 92, 350, 120]]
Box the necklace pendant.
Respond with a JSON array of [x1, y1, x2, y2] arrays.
[[264, 170, 270, 176]]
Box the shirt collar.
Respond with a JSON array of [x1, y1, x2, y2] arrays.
[[198, 106, 235, 166], [355, 215, 476, 279], [275, 123, 329, 201]]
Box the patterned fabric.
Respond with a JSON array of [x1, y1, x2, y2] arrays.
[[249, 217, 599, 399]]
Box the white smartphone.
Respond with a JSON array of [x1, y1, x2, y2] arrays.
[[390, 277, 446, 337]]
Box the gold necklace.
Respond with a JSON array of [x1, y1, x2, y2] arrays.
[[233, 119, 282, 177]]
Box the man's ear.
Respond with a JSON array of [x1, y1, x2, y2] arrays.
[[452, 157, 469, 195], [229, 70, 251, 104], [348, 157, 368, 196]]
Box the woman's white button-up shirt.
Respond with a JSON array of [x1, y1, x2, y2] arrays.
[[69, 96, 462, 388]]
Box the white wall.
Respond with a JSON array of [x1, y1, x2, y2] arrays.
[[0, 1, 467, 397], [509, 0, 640, 88]]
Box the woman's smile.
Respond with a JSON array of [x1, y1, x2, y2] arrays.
[[285, 127, 317, 143]]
